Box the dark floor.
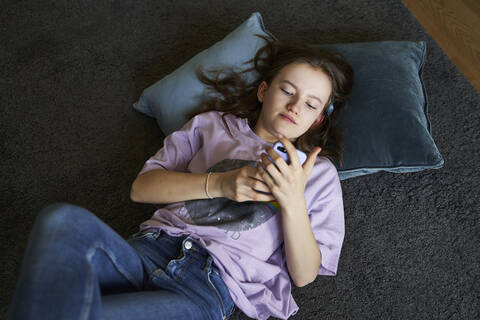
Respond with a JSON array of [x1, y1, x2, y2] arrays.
[[1, 0, 479, 319]]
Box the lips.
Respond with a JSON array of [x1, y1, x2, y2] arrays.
[[280, 114, 296, 124]]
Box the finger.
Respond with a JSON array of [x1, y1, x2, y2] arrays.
[[248, 165, 272, 185], [265, 148, 289, 173], [258, 156, 279, 186], [248, 165, 275, 200], [248, 166, 267, 183], [250, 190, 276, 202], [280, 138, 301, 168], [259, 153, 276, 181], [251, 188, 273, 196], [303, 147, 322, 176], [250, 172, 272, 194], [256, 194, 276, 202], [262, 147, 282, 172]]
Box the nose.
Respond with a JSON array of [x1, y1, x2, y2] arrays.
[[287, 96, 302, 114]]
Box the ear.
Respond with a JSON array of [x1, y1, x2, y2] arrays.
[[257, 81, 268, 103]]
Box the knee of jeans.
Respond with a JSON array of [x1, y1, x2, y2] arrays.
[[37, 202, 90, 230]]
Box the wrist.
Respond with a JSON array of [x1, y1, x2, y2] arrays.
[[208, 172, 224, 198], [281, 198, 307, 217]]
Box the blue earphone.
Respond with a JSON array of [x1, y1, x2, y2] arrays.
[[327, 104, 334, 116]]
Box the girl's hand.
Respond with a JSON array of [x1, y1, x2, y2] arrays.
[[257, 137, 322, 211], [217, 166, 276, 202]]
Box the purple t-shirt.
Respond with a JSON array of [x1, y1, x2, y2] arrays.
[[135, 111, 345, 320]]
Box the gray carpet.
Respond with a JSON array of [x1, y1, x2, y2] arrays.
[[2, 0, 479, 319]]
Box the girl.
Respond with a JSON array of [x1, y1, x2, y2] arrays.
[[8, 35, 354, 320]]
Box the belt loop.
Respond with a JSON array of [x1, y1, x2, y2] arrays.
[[153, 228, 162, 239]]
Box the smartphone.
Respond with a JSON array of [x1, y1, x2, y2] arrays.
[[268, 141, 307, 165], [255, 142, 308, 198]]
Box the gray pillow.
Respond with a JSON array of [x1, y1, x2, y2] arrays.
[[133, 12, 276, 135], [313, 41, 444, 179], [133, 12, 444, 180]]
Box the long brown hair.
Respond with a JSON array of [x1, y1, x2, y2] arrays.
[[186, 34, 354, 167]]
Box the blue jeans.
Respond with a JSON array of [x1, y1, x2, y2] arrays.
[[8, 203, 236, 320]]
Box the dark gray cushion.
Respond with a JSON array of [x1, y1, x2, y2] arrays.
[[313, 41, 444, 179], [133, 12, 275, 135], [133, 12, 444, 180]]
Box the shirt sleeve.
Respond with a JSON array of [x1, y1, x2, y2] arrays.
[[306, 157, 345, 276], [136, 112, 209, 177]]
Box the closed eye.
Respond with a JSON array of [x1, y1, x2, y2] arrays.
[[282, 89, 317, 110]]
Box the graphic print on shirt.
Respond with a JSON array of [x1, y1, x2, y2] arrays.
[[184, 159, 280, 233]]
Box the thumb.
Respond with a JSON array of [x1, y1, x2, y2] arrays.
[[302, 147, 322, 175]]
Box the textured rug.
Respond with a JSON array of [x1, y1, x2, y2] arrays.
[[1, 0, 479, 319]]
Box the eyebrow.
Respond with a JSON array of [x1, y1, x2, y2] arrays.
[[279, 80, 323, 104]]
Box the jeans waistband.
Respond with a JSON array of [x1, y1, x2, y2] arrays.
[[143, 228, 211, 261], [181, 236, 210, 259]]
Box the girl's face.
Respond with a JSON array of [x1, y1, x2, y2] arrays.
[[254, 62, 332, 144]]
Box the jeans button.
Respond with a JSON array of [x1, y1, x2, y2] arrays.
[[184, 240, 192, 250]]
